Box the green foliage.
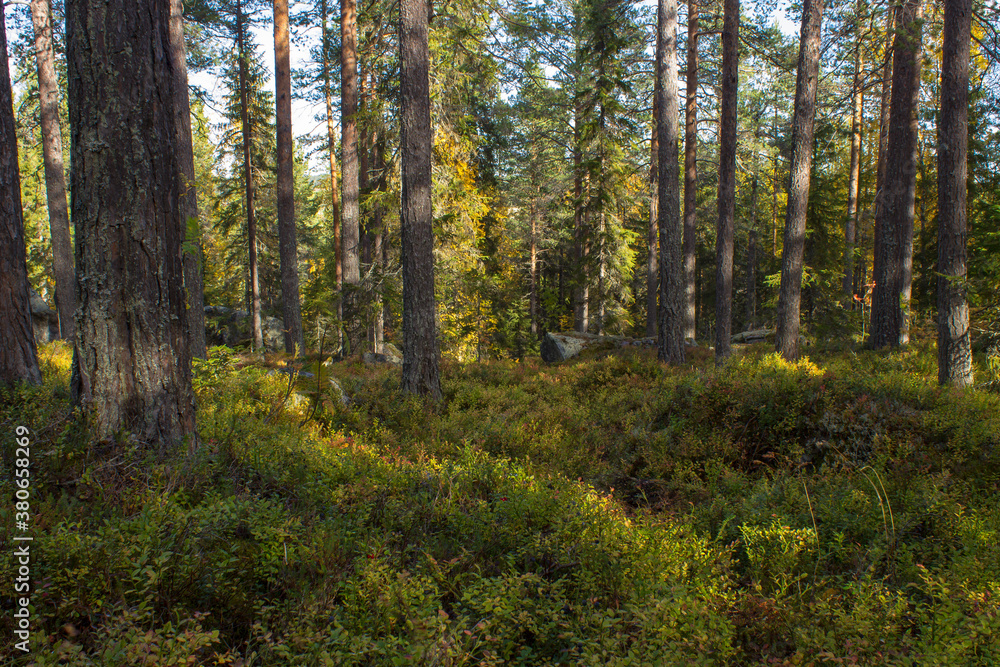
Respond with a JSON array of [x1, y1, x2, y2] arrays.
[[4, 341, 1000, 665]]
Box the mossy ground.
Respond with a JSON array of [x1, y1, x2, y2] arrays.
[[2, 339, 998, 665]]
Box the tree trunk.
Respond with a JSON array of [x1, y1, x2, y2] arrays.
[[342, 0, 361, 353], [656, 0, 684, 364], [937, 0, 973, 386], [775, 0, 824, 361], [573, 100, 589, 333], [1, 6, 42, 387], [646, 88, 659, 338], [274, 0, 304, 355], [321, 0, 343, 353], [400, 0, 441, 399], [872, 3, 895, 293], [168, 0, 206, 359], [683, 0, 698, 341], [746, 172, 758, 328], [371, 137, 386, 353], [870, 0, 921, 349], [30, 0, 76, 342], [531, 198, 539, 338], [844, 30, 863, 299], [66, 0, 195, 445], [236, 3, 262, 351], [714, 0, 739, 363]]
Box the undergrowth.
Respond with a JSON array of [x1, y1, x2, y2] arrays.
[[1, 340, 998, 665]]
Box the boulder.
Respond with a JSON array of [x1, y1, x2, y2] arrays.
[[328, 377, 351, 407], [731, 328, 772, 344], [541, 331, 656, 363], [362, 341, 403, 367], [203, 306, 285, 352], [363, 351, 402, 367], [29, 289, 59, 344], [730, 328, 810, 349]]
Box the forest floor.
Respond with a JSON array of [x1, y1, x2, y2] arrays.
[[2, 338, 999, 665]]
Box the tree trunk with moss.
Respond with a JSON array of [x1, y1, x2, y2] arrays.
[[67, 0, 195, 445]]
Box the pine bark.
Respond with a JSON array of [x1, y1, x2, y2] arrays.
[[870, 0, 921, 349], [775, 0, 824, 361], [321, 0, 343, 351], [168, 0, 206, 359], [656, 0, 684, 364], [573, 100, 589, 333], [646, 90, 659, 338], [1, 5, 42, 387], [66, 0, 195, 445], [531, 198, 539, 338], [274, 0, 304, 355], [236, 2, 262, 351], [844, 33, 863, 299], [342, 0, 361, 352], [30, 0, 76, 342], [714, 0, 739, 363], [683, 0, 698, 341], [872, 4, 895, 293], [937, 0, 973, 386], [746, 171, 759, 328], [400, 0, 441, 399], [371, 137, 386, 353]]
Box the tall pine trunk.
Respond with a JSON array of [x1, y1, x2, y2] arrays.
[[321, 0, 343, 352], [168, 0, 206, 359], [400, 0, 441, 399], [67, 0, 195, 445], [714, 0, 739, 363], [274, 0, 304, 355], [1, 5, 42, 387], [531, 197, 539, 338], [844, 27, 863, 299], [870, 0, 921, 349], [775, 0, 824, 361], [646, 90, 659, 338], [683, 0, 698, 341], [871, 4, 895, 296], [746, 169, 759, 328], [372, 135, 386, 353], [236, 2, 262, 351], [656, 0, 684, 364], [342, 0, 361, 353], [937, 0, 973, 386], [30, 0, 76, 342], [573, 100, 589, 333]]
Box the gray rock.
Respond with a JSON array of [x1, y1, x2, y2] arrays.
[[328, 377, 351, 407], [363, 351, 402, 367], [203, 306, 285, 352], [28, 289, 59, 344], [541, 332, 620, 363], [731, 328, 772, 344]]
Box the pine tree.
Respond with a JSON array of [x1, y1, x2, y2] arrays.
[[775, 0, 824, 361], [1, 3, 42, 387], [400, 0, 441, 398], [937, 0, 973, 386], [67, 0, 195, 445]]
